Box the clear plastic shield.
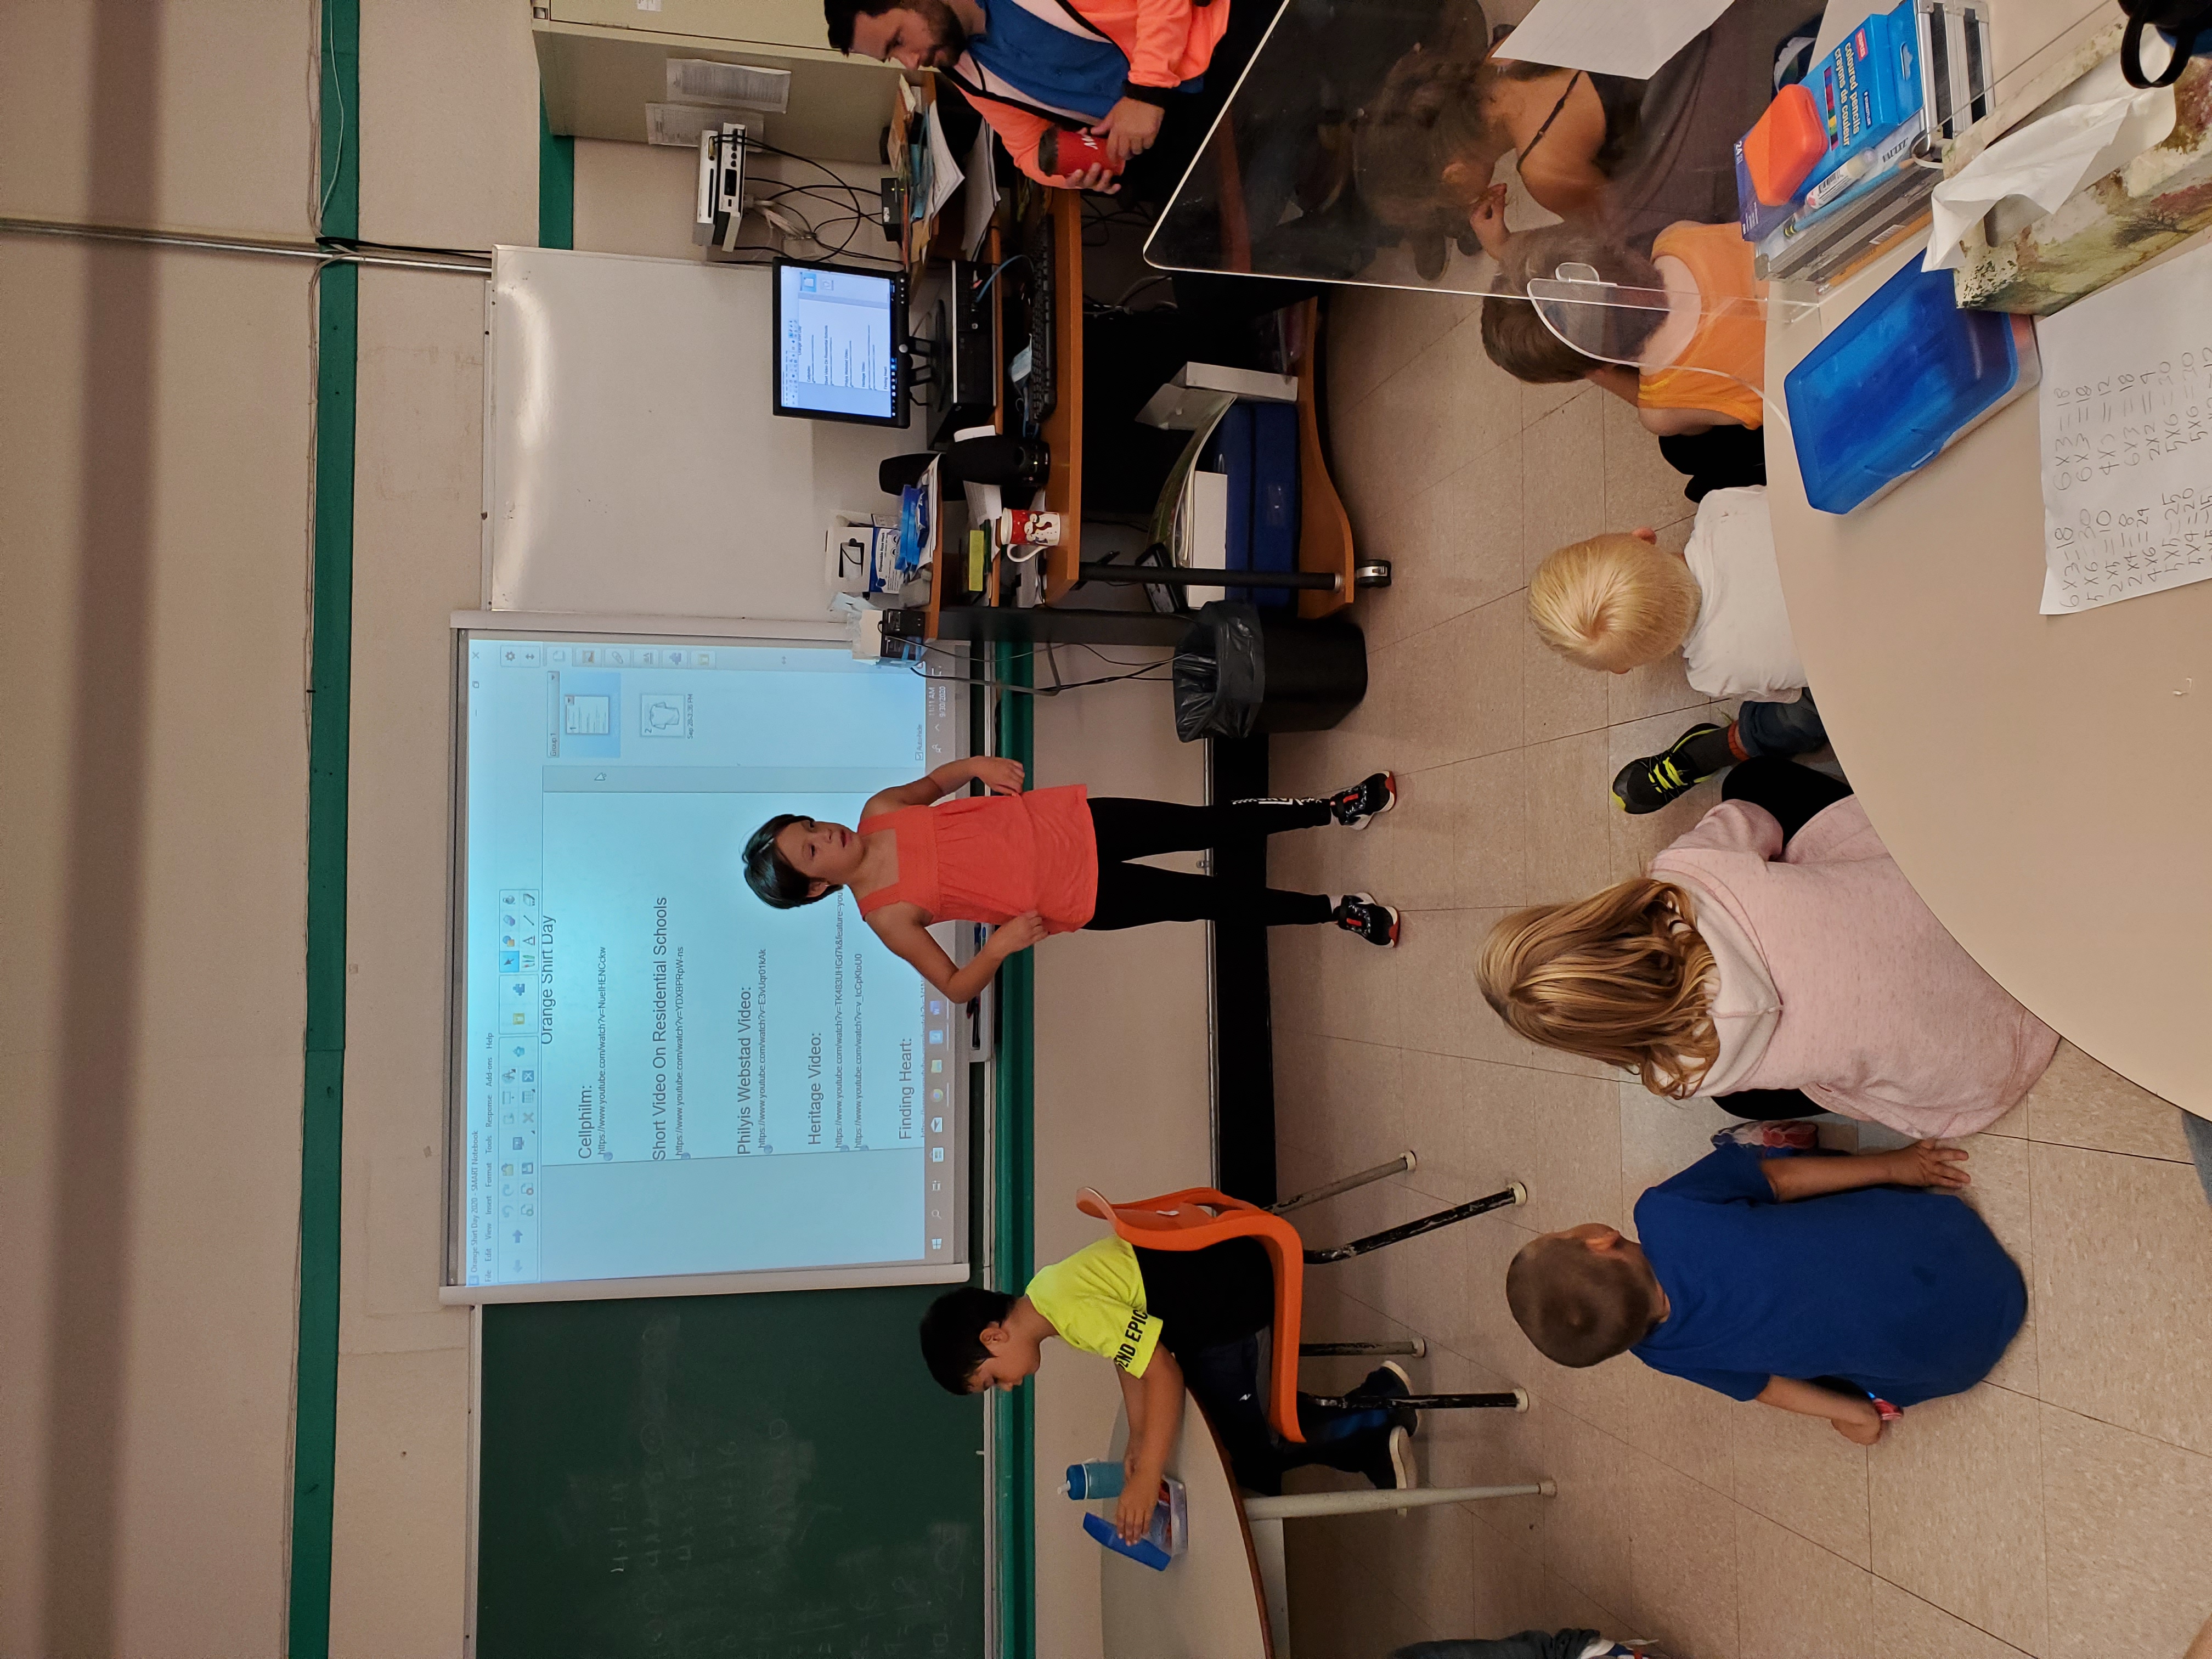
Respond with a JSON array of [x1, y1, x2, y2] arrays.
[[1144, 0, 2119, 294], [1522, 269, 1814, 365]]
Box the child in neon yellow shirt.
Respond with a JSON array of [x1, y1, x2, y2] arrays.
[[921, 1235, 1415, 1541]]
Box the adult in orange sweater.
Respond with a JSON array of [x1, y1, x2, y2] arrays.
[[827, 0, 1231, 191]]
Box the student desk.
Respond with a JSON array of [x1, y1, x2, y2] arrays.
[[1099, 1397, 1554, 1658], [1099, 1399, 1272, 1659], [1763, 229, 2212, 1120]]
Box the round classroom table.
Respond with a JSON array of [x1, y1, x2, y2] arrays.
[[1764, 230, 2212, 1119], [1099, 1399, 1274, 1659]]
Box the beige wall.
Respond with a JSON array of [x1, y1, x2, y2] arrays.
[[0, 211, 317, 1659], [2, 4, 319, 1657], [1, 11, 1215, 1657], [325, 264, 491, 1658], [327, 10, 541, 1653]]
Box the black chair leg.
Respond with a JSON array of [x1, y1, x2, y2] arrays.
[[1302, 1182, 1527, 1264], [1299, 1338, 1426, 1358], [1305, 1388, 1530, 1412]]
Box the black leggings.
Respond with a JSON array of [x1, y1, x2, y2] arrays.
[[1713, 759, 1854, 1121], [1084, 797, 1336, 931], [1720, 755, 1852, 839]]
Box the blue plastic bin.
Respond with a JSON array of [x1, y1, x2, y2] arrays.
[[1784, 258, 2038, 515]]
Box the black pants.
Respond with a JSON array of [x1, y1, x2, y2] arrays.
[[1392, 1638, 1604, 1659], [1712, 759, 1854, 1121], [1084, 798, 1335, 931], [1722, 754, 1852, 839], [1658, 424, 1767, 504], [1176, 1335, 1398, 1497]]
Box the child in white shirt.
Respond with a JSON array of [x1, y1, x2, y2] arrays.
[[1528, 485, 1826, 813]]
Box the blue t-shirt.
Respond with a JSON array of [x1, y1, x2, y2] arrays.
[[966, 0, 1132, 122], [1630, 1144, 2025, 1408]]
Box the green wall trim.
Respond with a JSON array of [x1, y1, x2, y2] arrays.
[[539, 101, 574, 250], [991, 646, 1036, 1659], [290, 3, 359, 1654]]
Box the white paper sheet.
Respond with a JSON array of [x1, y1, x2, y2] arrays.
[[1494, 0, 1735, 79], [2036, 240, 2212, 614], [962, 123, 1000, 258], [923, 106, 964, 222]]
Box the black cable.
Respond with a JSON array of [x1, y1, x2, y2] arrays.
[[739, 138, 904, 268], [744, 136, 884, 204], [315, 233, 490, 264], [900, 637, 1175, 693]]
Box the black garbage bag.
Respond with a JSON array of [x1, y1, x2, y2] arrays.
[[1173, 602, 1268, 741], [1172, 601, 1368, 741]]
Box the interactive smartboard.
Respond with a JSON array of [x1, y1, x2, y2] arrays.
[[447, 622, 970, 1300]]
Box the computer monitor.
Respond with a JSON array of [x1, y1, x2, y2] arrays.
[[772, 257, 910, 428]]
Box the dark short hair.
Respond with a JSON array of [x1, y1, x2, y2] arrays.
[[1482, 222, 1667, 385], [919, 1285, 1017, 1394], [824, 0, 899, 53], [743, 814, 830, 909], [1504, 1234, 1660, 1367]]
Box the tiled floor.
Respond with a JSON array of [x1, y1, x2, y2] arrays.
[[1265, 286, 2212, 1659]]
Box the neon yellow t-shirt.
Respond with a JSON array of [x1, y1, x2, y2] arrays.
[[1026, 1236, 1163, 1377]]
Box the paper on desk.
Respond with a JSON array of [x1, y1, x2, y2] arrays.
[[1923, 87, 2177, 271], [1493, 0, 1734, 80], [923, 106, 964, 222], [2034, 238, 2212, 614], [963, 124, 1000, 259]]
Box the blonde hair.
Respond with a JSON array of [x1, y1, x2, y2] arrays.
[[1476, 879, 1720, 1096], [1528, 533, 1702, 672]]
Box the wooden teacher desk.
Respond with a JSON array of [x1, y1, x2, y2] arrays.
[[915, 191, 1366, 650], [1764, 222, 2212, 1119]]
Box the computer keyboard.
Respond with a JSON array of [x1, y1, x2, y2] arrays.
[[1018, 210, 1057, 430]]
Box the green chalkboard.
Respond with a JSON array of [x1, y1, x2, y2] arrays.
[[477, 1286, 986, 1659]]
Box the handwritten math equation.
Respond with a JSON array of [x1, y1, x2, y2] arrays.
[[2044, 354, 2212, 611]]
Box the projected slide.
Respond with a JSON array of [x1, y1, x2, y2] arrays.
[[455, 636, 965, 1290], [778, 264, 896, 421]]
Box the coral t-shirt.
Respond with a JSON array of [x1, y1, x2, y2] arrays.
[[856, 785, 1098, 932]]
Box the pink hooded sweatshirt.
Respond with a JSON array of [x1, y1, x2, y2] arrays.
[[1649, 796, 2059, 1139]]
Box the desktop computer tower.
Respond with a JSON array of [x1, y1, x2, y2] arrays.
[[926, 259, 997, 445]]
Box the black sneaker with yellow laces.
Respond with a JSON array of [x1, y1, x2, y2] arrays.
[[1612, 722, 1731, 815]]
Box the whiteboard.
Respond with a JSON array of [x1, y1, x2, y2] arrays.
[[483, 246, 918, 620]]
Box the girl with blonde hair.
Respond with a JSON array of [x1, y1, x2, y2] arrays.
[[1477, 760, 2058, 1139]]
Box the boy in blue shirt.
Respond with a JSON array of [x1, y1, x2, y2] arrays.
[[1506, 1139, 2023, 1441]]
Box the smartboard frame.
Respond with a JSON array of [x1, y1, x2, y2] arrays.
[[441, 611, 971, 1304]]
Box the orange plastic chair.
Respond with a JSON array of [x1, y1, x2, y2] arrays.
[[1077, 1167, 1530, 1444], [1078, 1186, 1311, 1441]]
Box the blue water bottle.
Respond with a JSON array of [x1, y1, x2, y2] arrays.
[[1064, 1460, 1125, 1499]]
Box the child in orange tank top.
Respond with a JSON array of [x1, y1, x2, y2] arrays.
[[743, 758, 1407, 1003], [1470, 207, 1767, 435]]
